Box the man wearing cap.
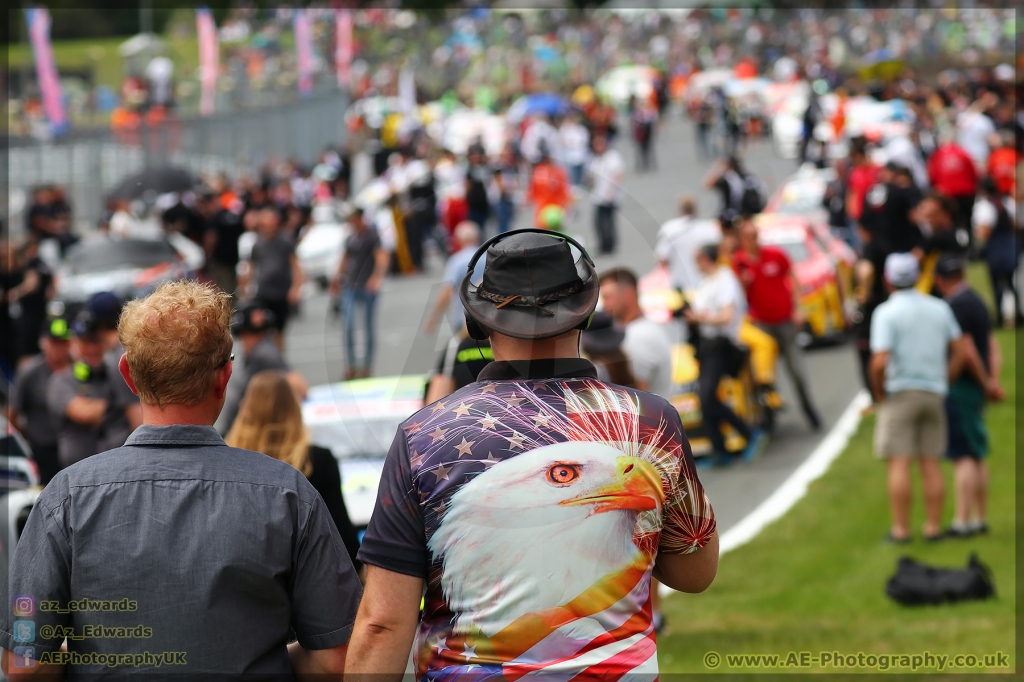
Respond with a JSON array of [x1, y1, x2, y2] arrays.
[[1, 280, 359, 679], [346, 229, 719, 680], [88, 291, 144, 434], [8, 318, 72, 484], [46, 310, 137, 469], [218, 304, 307, 432], [869, 252, 965, 543], [933, 254, 1004, 537]]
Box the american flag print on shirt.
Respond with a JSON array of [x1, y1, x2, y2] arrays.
[[359, 377, 716, 682]]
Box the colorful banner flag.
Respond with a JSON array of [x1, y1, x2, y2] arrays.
[[196, 8, 219, 116], [25, 8, 68, 135], [294, 9, 314, 96], [335, 9, 353, 91]]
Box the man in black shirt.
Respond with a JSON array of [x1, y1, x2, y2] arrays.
[[199, 191, 245, 296], [465, 143, 493, 237], [933, 255, 1004, 537], [425, 334, 493, 403], [852, 223, 891, 399], [244, 205, 304, 335], [860, 163, 922, 254]]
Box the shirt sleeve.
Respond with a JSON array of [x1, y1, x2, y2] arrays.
[[0, 482, 73, 653], [290, 493, 363, 650], [659, 409, 716, 555], [356, 431, 429, 578], [869, 304, 892, 352]]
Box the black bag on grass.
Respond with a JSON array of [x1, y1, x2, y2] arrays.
[[885, 554, 995, 606]]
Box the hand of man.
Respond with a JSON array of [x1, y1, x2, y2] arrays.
[[791, 308, 805, 327], [329, 278, 341, 298], [986, 379, 1006, 403], [366, 276, 382, 294], [287, 286, 302, 306]]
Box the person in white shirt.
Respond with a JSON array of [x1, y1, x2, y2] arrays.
[[520, 114, 561, 165], [597, 267, 673, 401], [956, 97, 997, 171], [684, 243, 765, 460], [559, 113, 591, 186], [654, 195, 723, 295], [586, 135, 626, 255]]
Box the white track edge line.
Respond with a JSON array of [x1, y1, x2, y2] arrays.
[[660, 389, 871, 597]]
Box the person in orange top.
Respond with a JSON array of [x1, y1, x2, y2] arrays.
[[526, 144, 572, 229]]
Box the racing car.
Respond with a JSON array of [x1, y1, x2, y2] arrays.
[[301, 375, 426, 533]]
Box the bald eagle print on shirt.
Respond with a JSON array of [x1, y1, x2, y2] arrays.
[[360, 378, 715, 682]]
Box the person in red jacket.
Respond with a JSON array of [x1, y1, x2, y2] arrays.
[[927, 139, 979, 233], [733, 216, 822, 430]]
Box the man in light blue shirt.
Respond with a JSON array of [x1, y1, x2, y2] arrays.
[[869, 252, 964, 543]]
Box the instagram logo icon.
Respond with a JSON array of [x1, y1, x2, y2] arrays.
[[12, 595, 35, 617]]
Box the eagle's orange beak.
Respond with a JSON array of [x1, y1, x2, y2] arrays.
[[561, 456, 664, 513]]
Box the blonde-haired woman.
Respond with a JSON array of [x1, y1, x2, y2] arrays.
[[226, 371, 361, 567]]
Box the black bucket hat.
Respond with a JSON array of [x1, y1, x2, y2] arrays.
[[459, 229, 600, 340]]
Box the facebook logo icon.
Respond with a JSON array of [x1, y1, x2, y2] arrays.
[[13, 646, 36, 668], [13, 620, 35, 643]]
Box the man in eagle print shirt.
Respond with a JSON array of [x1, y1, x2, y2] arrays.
[[347, 231, 718, 681]]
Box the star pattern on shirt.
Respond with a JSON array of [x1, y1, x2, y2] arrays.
[[432, 636, 449, 654], [504, 394, 526, 408], [482, 452, 500, 465], [432, 463, 452, 482], [479, 383, 497, 393], [406, 420, 424, 434], [477, 413, 498, 430], [505, 431, 526, 449], [452, 402, 472, 418], [433, 498, 448, 515], [454, 437, 475, 458], [418, 489, 430, 503], [429, 426, 448, 443], [430, 400, 448, 414], [532, 413, 553, 428], [410, 450, 426, 468], [462, 643, 477, 661]]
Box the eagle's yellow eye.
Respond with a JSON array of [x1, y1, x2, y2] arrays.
[[546, 463, 581, 486]]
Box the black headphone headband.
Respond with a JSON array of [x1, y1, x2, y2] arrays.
[[464, 228, 595, 278]]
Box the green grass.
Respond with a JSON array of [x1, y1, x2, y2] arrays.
[[657, 271, 1016, 675]]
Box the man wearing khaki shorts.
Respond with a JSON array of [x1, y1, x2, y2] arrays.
[[869, 253, 964, 543]]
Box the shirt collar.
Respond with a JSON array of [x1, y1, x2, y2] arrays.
[[124, 424, 226, 447], [476, 358, 598, 381]]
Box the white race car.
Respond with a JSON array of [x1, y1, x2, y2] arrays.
[[302, 375, 426, 529]]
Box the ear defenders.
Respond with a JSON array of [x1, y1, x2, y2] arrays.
[[462, 229, 596, 341]]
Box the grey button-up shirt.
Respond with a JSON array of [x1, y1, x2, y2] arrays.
[[0, 424, 361, 678]]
